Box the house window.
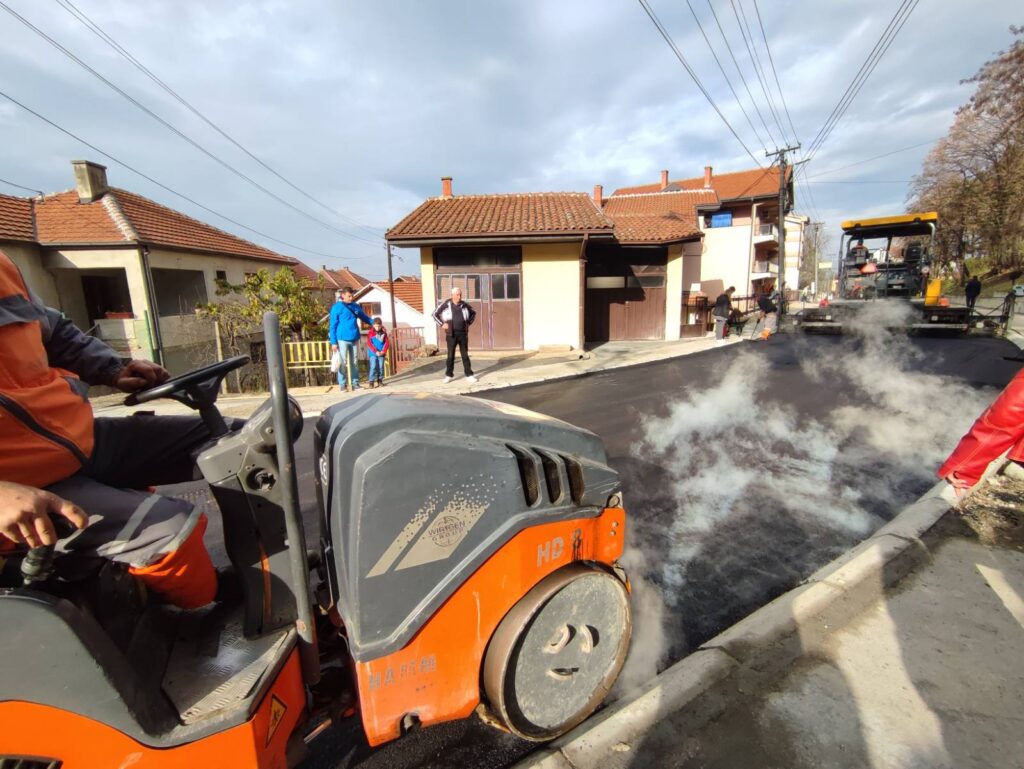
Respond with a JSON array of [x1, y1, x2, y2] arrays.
[[490, 272, 521, 300], [151, 268, 209, 317], [215, 269, 227, 282], [710, 212, 733, 228]]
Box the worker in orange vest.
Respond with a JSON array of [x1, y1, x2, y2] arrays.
[[938, 367, 1024, 495], [0, 250, 217, 608]]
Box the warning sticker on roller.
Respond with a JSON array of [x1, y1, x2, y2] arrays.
[[267, 695, 287, 745]]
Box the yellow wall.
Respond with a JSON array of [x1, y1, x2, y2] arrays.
[[2, 240, 60, 307], [665, 244, 683, 340], [522, 242, 581, 350], [419, 247, 436, 346]]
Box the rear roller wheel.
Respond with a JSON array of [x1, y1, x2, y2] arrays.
[[483, 564, 631, 740]]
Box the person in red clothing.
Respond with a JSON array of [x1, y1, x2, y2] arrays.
[[0, 249, 217, 608], [366, 317, 390, 388], [937, 368, 1024, 495]]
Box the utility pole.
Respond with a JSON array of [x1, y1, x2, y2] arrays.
[[385, 241, 399, 375], [765, 144, 800, 319]]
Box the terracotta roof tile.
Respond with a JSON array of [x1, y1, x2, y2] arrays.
[[31, 188, 296, 264], [320, 266, 371, 290], [0, 193, 35, 242], [390, 279, 424, 313], [358, 278, 424, 315], [603, 190, 716, 243], [290, 261, 320, 283], [387, 192, 614, 240], [111, 188, 293, 262], [34, 190, 127, 244], [612, 166, 789, 200]]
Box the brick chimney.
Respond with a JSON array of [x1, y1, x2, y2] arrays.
[[72, 160, 108, 203], [593, 184, 603, 208], [704, 165, 713, 189], [441, 176, 453, 198], [660, 169, 669, 190]]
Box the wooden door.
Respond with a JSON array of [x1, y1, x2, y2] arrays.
[[489, 272, 522, 349]]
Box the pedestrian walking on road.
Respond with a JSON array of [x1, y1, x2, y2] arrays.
[[712, 286, 735, 344], [965, 276, 982, 312], [367, 317, 389, 388], [330, 287, 374, 392], [433, 286, 478, 383]]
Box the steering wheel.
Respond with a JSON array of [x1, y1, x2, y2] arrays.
[[124, 355, 249, 437]]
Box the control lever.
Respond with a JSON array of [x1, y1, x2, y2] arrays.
[[21, 515, 78, 587]]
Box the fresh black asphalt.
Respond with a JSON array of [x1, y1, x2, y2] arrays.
[[180, 333, 1020, 769]]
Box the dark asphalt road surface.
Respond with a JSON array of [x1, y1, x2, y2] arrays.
[[176, 333, 1020, 769]]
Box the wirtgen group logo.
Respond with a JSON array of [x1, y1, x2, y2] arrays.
[[429, 515, 466, 548]]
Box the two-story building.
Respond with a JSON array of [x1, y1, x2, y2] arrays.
[[612, 165, 806, 299], [0, 160, 312, 373]]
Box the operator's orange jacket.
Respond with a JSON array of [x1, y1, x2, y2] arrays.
[[938, 367, 1024, 488], [0, 250, 122, 488]]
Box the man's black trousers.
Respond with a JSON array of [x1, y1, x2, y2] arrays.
[[445, 331, 473, 377]]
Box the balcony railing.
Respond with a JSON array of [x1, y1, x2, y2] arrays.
[[753, 223, 779, 244]]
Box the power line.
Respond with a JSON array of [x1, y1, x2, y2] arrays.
[[751, 0, 800, 145], [685, 0, 769, 150], [636, 0, 765, 169], [804, 179, 912, 184], [0, 177, 44, 195], [729, 0, 789, 147], [0, 87, 375, 263], [806, 137, 941, 178], [0, 1, 382, 247], [804, 0, 920, 162], [52, 0, 386, 240], [706, 0, 778, 148]]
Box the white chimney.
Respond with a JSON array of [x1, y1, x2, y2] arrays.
[[72, 160, 108, 203]]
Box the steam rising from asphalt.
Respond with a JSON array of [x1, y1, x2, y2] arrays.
[[613, 304, 994, 694]]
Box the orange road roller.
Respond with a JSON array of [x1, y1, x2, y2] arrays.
[[0, 312, 631, 768]]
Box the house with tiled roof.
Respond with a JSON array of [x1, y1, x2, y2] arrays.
[[613, 166, 807, 299], [0, 160, 318, 372], [353, 277, 426, 332], [386, 176, 717, 348]]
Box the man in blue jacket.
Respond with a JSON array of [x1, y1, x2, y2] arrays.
[[329, 287, 374, 392]]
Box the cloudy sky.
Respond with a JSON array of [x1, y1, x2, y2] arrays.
[[0, 0, 1018, 277]]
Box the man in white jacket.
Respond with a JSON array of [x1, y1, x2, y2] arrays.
[[432, 287, 478, 383]]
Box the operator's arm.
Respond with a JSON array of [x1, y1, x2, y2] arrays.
[[466, 302, 477, 326], [0, 481, 88, 548], [40, 307, 123, 385], [40, 308, 168, 392]]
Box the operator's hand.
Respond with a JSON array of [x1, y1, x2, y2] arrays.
[[111, 359, 170, 393], [0, 481, 88, 548], [442, 322, 449, 332]]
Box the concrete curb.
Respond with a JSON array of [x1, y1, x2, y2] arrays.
[[512, 478, 958, 769]]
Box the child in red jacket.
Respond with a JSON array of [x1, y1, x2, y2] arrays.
[[367, 318, 390, 388]]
